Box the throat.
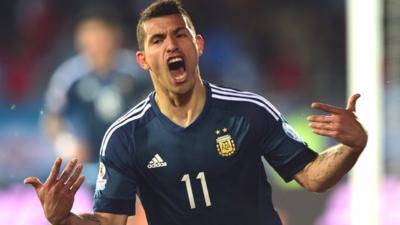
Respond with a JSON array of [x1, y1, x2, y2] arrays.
[[170, 110, 198, 128], [160, 99, 202, 128], [155, 83, 206, 128]]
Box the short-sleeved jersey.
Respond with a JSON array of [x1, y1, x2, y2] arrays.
[[45, 49, 146, 114], [93, 81, 317, 225]]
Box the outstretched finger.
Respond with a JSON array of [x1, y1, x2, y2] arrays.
[[24, 176, 43, 191], [57, 159, 78, 185], [311, 128, 336, 138], [46, 157, 62, 185], [311, 103, 343, 114], [70, 176, 85, 194], [65, 164, 83, 189], [346, 93, 361, 112], [309, 122, 337, 131], [307, 115, 335, 123]]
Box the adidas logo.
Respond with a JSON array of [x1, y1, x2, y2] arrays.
[[147, 154, 167, 169]]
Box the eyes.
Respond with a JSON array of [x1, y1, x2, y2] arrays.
[[176, 32, 188, 38], [152, 38, 162, 45], [150, 30, 189, 46]]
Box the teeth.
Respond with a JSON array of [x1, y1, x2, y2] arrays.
[[168, 57, 183, 63]]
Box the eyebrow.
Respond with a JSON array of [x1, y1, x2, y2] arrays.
[[148, 26, 188, 43]]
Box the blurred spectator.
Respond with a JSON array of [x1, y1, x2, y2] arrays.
[[42, 9, 150, 225], [43, 10, 151, 182]]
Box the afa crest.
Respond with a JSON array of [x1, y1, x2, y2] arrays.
[[98, 162, 106, 179], [215, 128, 236, 156], [96, 162, 107, 191]]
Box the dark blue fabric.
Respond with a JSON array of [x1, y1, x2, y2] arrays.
[[93, 81, 317, 225]]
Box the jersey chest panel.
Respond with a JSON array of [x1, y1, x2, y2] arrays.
[[133, 112, 262, 211]]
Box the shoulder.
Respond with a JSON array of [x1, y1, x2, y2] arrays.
[[208, 82, 281, 122], [115, 49, 136, 60], [99, 96, 153, 158], [114, 49, 143, 77], [50, 54, 89, 86], [45, 54, 89, 112]]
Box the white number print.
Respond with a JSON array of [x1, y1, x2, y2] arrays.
[[181, 172, 212, 209], [181, 174, 195, 209]]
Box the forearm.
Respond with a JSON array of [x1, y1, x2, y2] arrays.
[[295, 144, 362, 192], [53, 213, 101, 225], [59, 212, 128, 225], [44, 114, 65, 140]]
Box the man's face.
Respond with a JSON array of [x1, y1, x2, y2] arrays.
[[77, 19, 119, 67], [136, 14, 204, 95]]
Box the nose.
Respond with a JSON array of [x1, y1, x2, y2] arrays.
[[165, 35, 178, 53]]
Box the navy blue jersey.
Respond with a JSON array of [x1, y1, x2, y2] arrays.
[[93, 81, 317, 225], [63, 71, 151, 162]]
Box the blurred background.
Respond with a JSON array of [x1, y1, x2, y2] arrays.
[[0, 0, 399, 225]]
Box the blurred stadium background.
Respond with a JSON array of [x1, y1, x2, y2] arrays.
[[0, 0, 399, 225]]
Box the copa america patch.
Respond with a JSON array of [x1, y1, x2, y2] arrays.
[[95, 162, 107, 191], [282, 122, 305, 143]]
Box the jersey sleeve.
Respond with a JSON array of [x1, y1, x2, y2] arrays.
[[93, 126, 137, 215], [258, 111, 318, 182]]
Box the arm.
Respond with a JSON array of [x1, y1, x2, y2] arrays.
[[45, 114, 90, 161], [61, 212, 127, 225], [294, 94, 368, 192], [24, 158, 128, 225]]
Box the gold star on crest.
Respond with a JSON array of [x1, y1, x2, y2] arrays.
[[222, 128, 228, 133], [215, 130, 221, 135]]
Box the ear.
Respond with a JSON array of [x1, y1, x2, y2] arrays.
[[196, 35, 204, 56], [136, 51, 150, 70]]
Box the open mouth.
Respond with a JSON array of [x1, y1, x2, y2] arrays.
[[167, 57, 186, 83], [168, 57, 185, 71]]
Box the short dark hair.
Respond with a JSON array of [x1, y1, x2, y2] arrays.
[[75, 5, 122, 32], [136, 0, 196, 51]]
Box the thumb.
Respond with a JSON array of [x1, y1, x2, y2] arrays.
[[346, 93, 361, 112], [24, 176, 43, 190]]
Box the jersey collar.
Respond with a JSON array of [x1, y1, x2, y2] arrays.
[[149, 80, 212, 132]]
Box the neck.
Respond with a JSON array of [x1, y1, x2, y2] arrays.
[[155, 79, 206, 128], [86, 52, 115, 75]]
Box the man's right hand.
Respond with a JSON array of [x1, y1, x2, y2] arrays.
[[24, 158, 85, 225]]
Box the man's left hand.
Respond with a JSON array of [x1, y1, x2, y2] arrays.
[[307, 94, 368, 152]]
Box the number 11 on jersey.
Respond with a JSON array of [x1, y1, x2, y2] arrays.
[[181, 172, 212, 209]]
